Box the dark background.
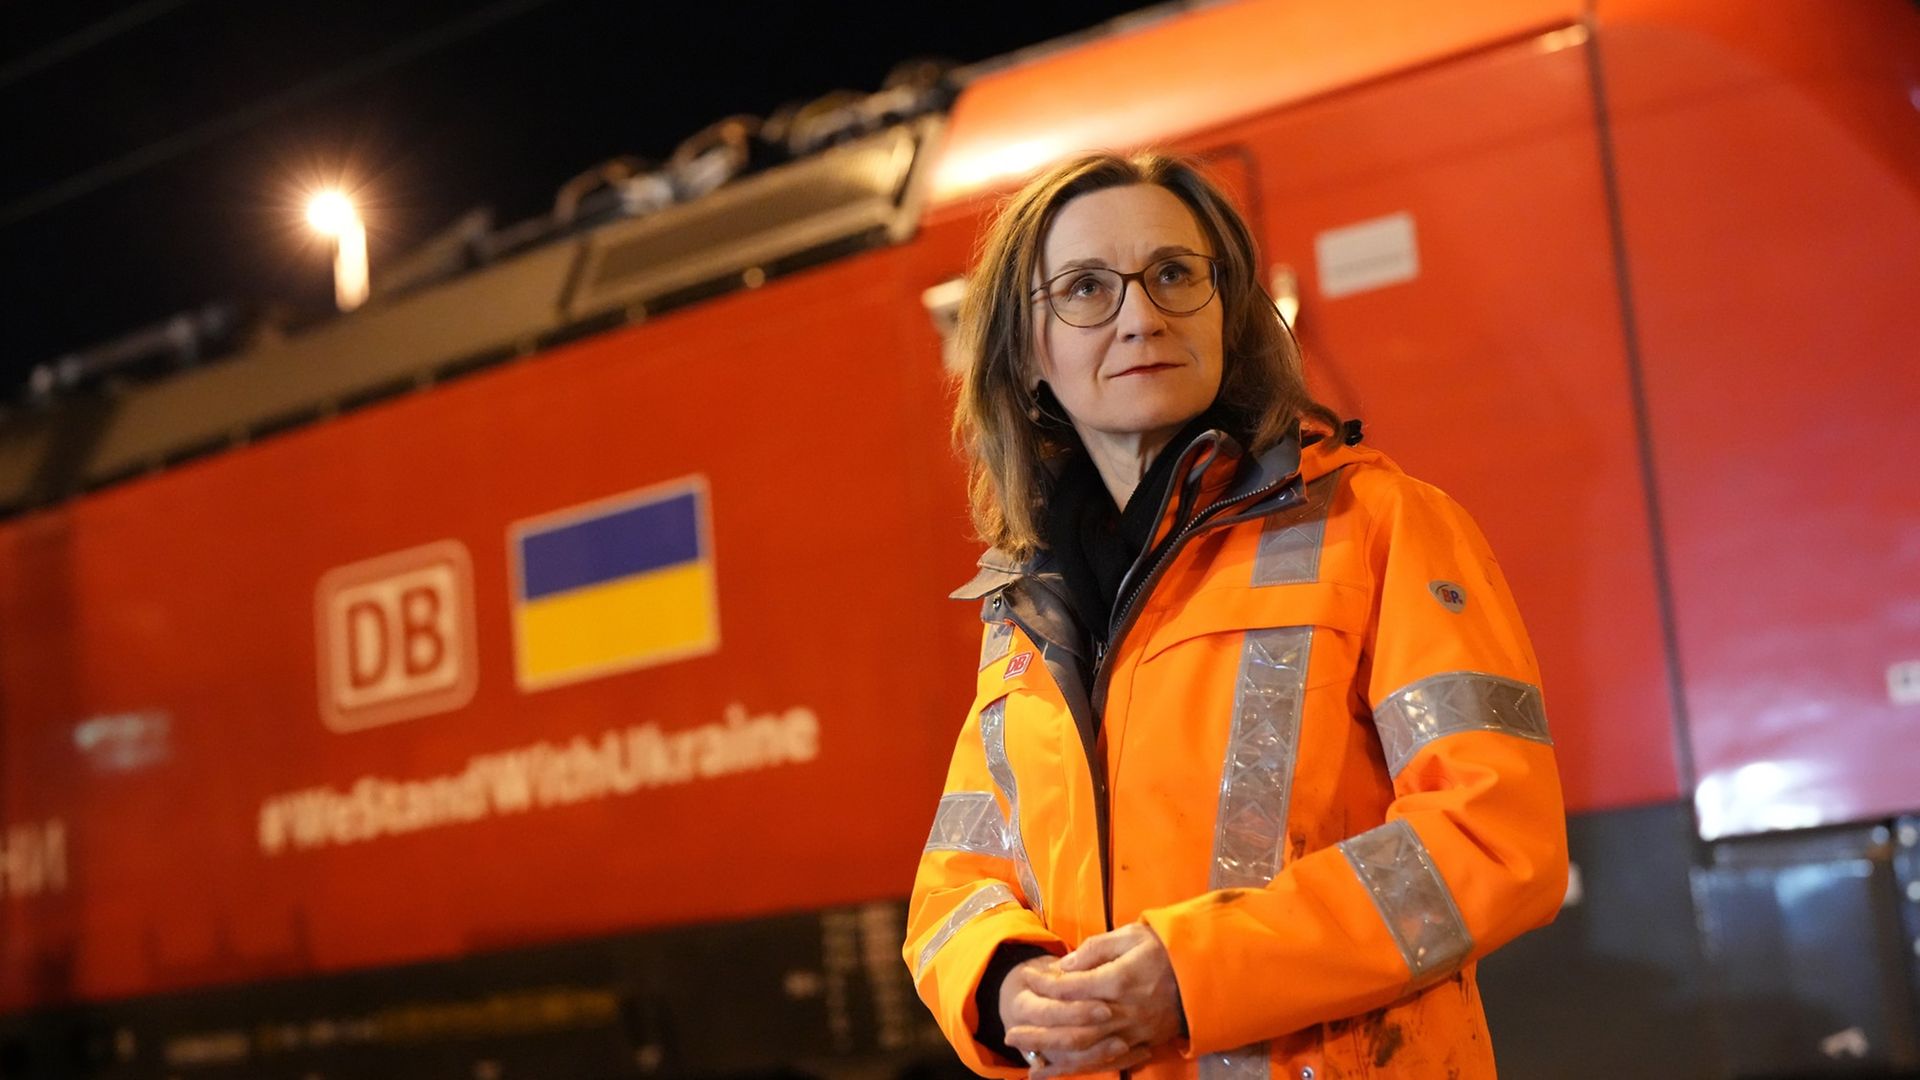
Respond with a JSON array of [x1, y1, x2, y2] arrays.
[[0, 0, 1151, 398]]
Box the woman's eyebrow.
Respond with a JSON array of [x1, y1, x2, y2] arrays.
[[1050, 245, 1203, 274]]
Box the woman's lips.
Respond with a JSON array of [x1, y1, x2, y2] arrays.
[[1112, 363, 1181, 378]]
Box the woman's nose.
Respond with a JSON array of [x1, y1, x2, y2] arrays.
[[1114, 278, 1168, 338]]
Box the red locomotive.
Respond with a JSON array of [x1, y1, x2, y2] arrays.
[[2, 1, 1916, 1076]]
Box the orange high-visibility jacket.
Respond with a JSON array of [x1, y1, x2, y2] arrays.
[[905, 429, 1568, 1080]]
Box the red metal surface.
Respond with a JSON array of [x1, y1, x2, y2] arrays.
[[0, 250, 975, 1008], [1596, 0, 1920, 837], [1188, 28, 1681, 816], [929, 0, 1582, 210]]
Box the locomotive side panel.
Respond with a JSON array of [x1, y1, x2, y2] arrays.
[[0, 244, 978, 1010], [1173, 29, 1678, 815], [1598, 0, 1920, 838]]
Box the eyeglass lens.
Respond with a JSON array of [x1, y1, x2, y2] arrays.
[[1046, 255, 1216, 327]]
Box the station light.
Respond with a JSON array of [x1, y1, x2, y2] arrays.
[[306, 191, 357, 236], [306, 189, 369, 313]]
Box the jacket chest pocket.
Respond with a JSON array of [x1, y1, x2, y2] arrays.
[[1118, 581, 1376, 896], [1136, 579, 1370, 690]]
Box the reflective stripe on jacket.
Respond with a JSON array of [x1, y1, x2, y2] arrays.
[[904, 430, 1568, 1080]]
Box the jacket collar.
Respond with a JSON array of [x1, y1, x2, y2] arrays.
[[950, 425, 1309, 600]]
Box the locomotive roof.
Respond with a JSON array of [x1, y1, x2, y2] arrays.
[[0, 0, 1579, 515]]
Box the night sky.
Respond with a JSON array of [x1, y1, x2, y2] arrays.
[[0, 0, 1152, 399]]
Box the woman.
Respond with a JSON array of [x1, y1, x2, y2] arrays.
[[904, 152, 1566, 1080]]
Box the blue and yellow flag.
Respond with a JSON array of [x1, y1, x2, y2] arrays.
[[510, 480, 718, 689]]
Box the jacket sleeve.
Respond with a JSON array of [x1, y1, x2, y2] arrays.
[[905, 625, 1068, 1077], [1140, 473, 1569, 1053]]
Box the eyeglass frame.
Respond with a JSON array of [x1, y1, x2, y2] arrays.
[[1028, 253, 1222, 329]]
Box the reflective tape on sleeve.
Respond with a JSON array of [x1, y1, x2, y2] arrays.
[[914, 882, 1018, 978], [1251, 471, 1340, 586], [1339, 819, 1473, 988], [1210, 626, 1312, 889], [979, 697, 1044, 921], [924, 791, 1010, 859], [1373, 671, 1551, 778]]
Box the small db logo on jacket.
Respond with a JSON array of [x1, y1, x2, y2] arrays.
[[1004, 652, 1033, 679], [1429, 580, 1467, 613]]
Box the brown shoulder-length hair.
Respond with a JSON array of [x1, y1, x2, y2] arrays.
[[953, 150, 1339, 561]]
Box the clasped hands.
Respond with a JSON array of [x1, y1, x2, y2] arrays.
[[999, 923, 1183, 1078]]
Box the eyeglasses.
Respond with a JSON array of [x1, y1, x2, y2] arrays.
[[1032, 254, 1219, 328]]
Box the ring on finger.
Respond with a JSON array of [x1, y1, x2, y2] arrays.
[[1024, 1049, 1049, 1069]]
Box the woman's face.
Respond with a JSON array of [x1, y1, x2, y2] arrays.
[[1030, 184, 1225, 450]]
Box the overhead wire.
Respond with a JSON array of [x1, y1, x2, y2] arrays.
[[0, 0, 570, 229], [0, 0, 201, 90]]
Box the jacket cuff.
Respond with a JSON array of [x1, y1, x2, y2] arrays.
[[973, 943, 1056, 1062], [916, 904, 1068, 1077]]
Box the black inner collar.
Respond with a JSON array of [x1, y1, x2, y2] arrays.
[[1043, 406, 1232, 656]]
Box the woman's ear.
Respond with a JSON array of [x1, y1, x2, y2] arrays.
[[1021, 349, 1045, 393]]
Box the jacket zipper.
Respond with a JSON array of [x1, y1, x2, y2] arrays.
[[985, 450, 1303, 936], [1088, 471, 1300, 929], [1099, 471, 1296, 704]]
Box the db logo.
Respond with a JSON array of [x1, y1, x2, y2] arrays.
[[315, 540, 478, 732]]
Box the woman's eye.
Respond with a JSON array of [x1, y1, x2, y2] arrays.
[[1067, 275, 1106, 298], [1157, 261, 1193, 283]]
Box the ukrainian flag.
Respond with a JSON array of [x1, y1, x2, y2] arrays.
[[511, 481, 719, 689]]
